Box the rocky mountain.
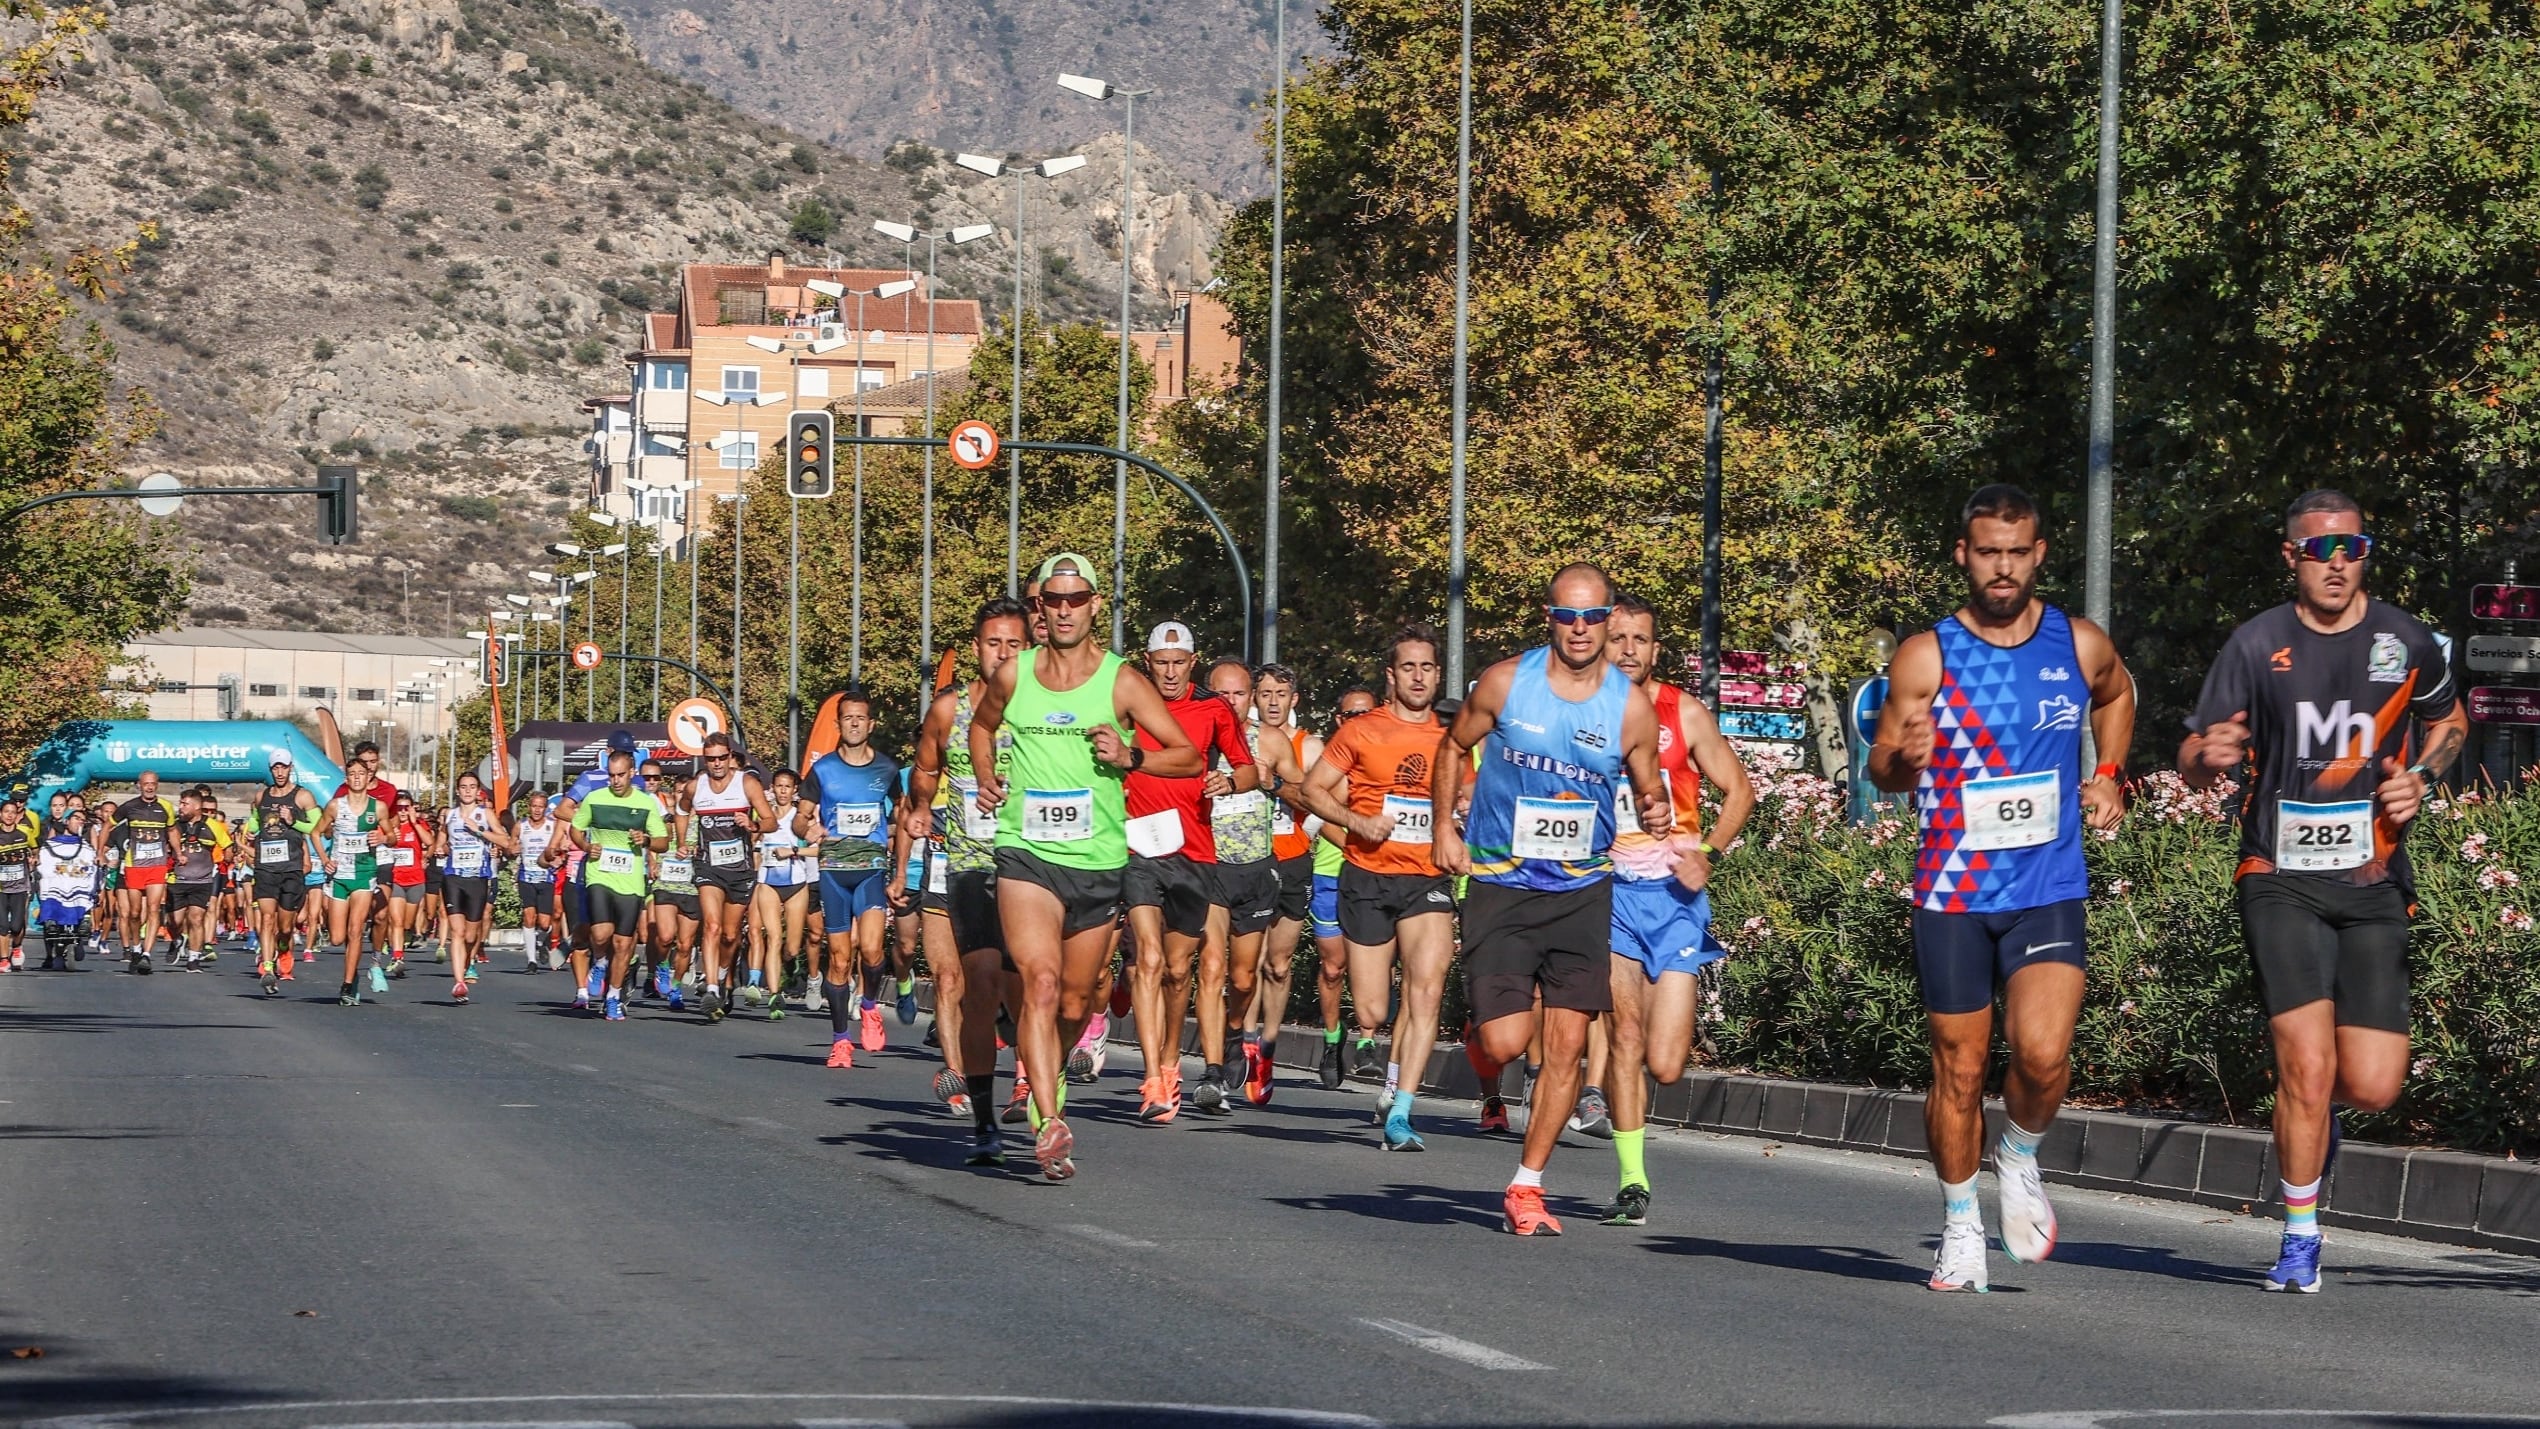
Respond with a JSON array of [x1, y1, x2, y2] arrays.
[[18, 0, 1225, 634], [585, 0, 1317, 199]]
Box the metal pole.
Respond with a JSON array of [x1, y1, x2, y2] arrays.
[[789, 454, 801, 765], [1700, 166, 1725, 712], [853, 292, 868, 683], [922, 235, 938, 693], [2083, 0, 2122, 630], [688, 531, 701, 699], [584, 557, 596, 722], [1444, 0, 1475, 694], [650, 544, 664, 719], [617, 541, 630, 719], [1112, 95, 1137, 651], [1008, 171, 1027, 596], [731, 492, 744, 723], [1262, 0, 1287, 665]]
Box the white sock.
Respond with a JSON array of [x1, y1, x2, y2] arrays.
[[1943, 1175, 1982, 1229], [1510, 1164, 1544, 1190], [1383, 1061, 1401, 1098]]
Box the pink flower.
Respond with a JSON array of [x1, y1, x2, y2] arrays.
[[2503, 905, 2535, 933], [1862, 868, 1889, 891], [2462, 833, 2492, 864], [2478, 864, 2521, 891], [2108, 877, 2135, 897]]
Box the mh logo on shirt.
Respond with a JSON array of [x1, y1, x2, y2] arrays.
[[2296, 699, 2375, 759], [2033, 695, 2082, 732]]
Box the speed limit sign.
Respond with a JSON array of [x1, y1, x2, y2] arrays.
[[948, 420, 1000, 471], [569, 642, 603, 672]]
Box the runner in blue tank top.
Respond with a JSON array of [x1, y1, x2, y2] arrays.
[[1870, 485, 2134, 1293], [798, 692, 902, 1061], [1435, 562, 1669, 1238]]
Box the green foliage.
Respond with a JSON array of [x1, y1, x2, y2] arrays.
[[786, 197, 834, 246], [438, 494, 499, 522]]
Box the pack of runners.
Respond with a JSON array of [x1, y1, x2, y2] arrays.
[[2, 487, 2463, 1292]]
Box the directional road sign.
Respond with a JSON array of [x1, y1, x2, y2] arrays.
[[2466, 634, 2540, 676], [569, 642, 603, 673], [948, 420, 1000, 471]]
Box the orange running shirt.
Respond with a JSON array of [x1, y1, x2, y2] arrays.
[[1317, 707, 1444, 877]]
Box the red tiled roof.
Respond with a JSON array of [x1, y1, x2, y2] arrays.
[[674, 262, 983, 343], [852, 370, 975, 409], [643, 312, 682, 354]]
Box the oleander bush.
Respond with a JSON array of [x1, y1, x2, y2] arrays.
[[1706, 765, 2540, 1156]]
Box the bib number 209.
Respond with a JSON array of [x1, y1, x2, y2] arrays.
[[1511, 797, 1594, 862]]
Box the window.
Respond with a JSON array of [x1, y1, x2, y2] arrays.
[[643, 490, 687, 523], [719, 365, 760, 402], [248, 683, 282, 698], [716, 431, 758, 469], [154, 679, 188, 693], [297, 685, 336, 700], [648, 362, 687, 392], [642, 433, 683, 458], [349, 687, 386, 703], [797, 366, 831, 399]]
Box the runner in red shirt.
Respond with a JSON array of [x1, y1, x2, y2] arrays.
[[1124, 621, 1257, 1122]]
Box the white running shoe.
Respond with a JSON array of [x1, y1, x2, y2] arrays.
[[1929, 1221, 1990, 1292], [1996, 1154, 2058, 1264]]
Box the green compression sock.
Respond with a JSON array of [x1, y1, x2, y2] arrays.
[[1324, 1024, 1345, 1045], [1614, 1127, 1648, 1192]]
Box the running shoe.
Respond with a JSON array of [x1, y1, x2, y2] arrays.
[[1001, 1075, 1034, 1126], [1065, 1042, 1096, 1083], [572, 990, 591, 1013], [1569, 1085, 1614, 1139], [804, 984, 828, 1016], [738, 983, 764, 1008], [1478, 1094, 1512, 1135], [703, 986, 727, 1023], [1107, 975, 1132, 1020], [432, 943, 447, 964], [584, 965, 606, 1001], [653, 963, 674, 999], [896, 980, 919, 1025], [199, 949, 217, 966], [1372, 1089, 1394, 1125], [924, 1016, 941, 1049], [1243, 1041, 1275, 1106], [1350, 1036, 1381, 1077], [826, 1037, 855, 1070], [1996, 1152, 2058, 1264], [2265, 1233, 2323, 1293], [1193, 1071, 1232, 1117], [386, 958, 407, 980], [766, 999, 784, 1021], [339, 987, 360, 1007], [666, 985, 686, 1011], [966, 1130, 1007, 1167], [1928, 1222, 1990, 1292], [932, 1066, 965, 1106], [1382, 1100, 1425, 1152], [1318, 1036, 1345, 1090], [525, 951, 541, 975], [1599, 1184, 1652, 1227], [259, 961, 280, 997], [128, 948, 152, 976], [367, 964, 389, 994], [1033, 1116, 1076, 1181], [452, 979, 470, 1003], [860, 1001, 886, 1054], [1502, 1185, 1562, 1236], [604, 995, 625, 1023], [1137, 1075, 1181, 1125], [463, 963, 480, 983]]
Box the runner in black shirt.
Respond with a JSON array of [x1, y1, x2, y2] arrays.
[[2180, 488, 2467, 1293]]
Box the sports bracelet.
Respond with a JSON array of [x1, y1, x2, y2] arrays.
[[2093, 762, 2122, 781]]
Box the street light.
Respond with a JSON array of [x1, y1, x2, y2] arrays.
[[1260, 3, 1290, 662], [830, 277, 918, 686], [1445, 0, 1476, 695], [875, 219, 994, 689], [716, 489, 746, 719], [1060, 73, 1155, 650], [956, 148, 1089, 594]]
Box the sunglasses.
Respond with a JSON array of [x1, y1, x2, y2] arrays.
[[2294, 533, 2374, 563], [706, 752, 735, 762], [1548, 605, 1616, 627], [1037, 587, 1096, 611]]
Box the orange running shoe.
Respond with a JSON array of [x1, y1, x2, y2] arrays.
[[1503, 1184, 1562, 1236], [860, 1000, 886, 1053], [452, 980, 469, 1002], [1242, 1040, 1274, 1106], [1034, 1116, 1076, 1181], [826, 1038, 855, 1069]]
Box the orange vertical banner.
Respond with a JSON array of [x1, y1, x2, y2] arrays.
[[486, 626, 513, 811]]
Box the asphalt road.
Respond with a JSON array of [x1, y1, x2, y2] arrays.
[[4, 943, 2538, 1429]]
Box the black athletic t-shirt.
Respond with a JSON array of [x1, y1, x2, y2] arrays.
[[2185, 599, 2456, 889]]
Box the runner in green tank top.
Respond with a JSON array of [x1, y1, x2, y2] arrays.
[[906, 596, 1031, 1164], [966, 554, 1202, 1180], [324, 764, 387, 1006]]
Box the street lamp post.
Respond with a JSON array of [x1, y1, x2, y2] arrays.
[[1444, 0, 1476, 695], [812, 277, 919, 684], [1260, 5, 1290, 663], [718, 490, 746, 727], [875, 219, 995, 692], [1059, 73, 1155, 650], [2083, 0, 2122, 630], [956, 150, 1089, 594], [588, 512, 633, 719]]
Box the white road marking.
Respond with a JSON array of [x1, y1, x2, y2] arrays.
[[1993, 1415, 2540, 1428], [795, 1420, 912, 1428], [316, 1422, 634, 1429], [499, 1104, 537, 1109], [26, 1393, 1383, 1429], [1358, 1317, 1548, 1372], [1061, 1223, 1157, 1250], [566, 1064, 600, 1075]]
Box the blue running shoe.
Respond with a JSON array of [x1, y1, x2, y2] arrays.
[[604, 995, 626, 1023], [1382, 1100, 1425, 1152], [653, 963, 674, 999], [896, 980, 920, 1025], [366, 964, 389, 994], [585, 965, 607, 1001], [2265, 1232, 2322, 1293], [667, 985, 685, 1011]]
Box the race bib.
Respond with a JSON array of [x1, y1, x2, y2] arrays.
[[955, 778, 998, 840], [1126, 808, 1184, 858], [337, 831, 370, 857], [2276, 798, 2373, 872], [450, 847, 489, 878], [597, 846, 638, 877], [1273, 805, 1298, 838], [332, 849, 358, 878], [384, 847, 414, 869], [1614, 771, 1671, 838], [1511, 796, 1595, 862], [927, 853, 948, 895], [1382, 794, 1435, 844], [133, 838, 165, 864], [1023, 787, 1095, 844], [831, 802, 885, 842], [258, 838, 291, 866], [1216, 789, 1267, 821], [708, 838, 746, 868], [0, 864, 23, 888], [659, 856, 693, 884], [1959, 770, 2061, 853]]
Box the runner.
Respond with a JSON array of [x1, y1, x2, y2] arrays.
[[800, 693, 900, 1062], [568, 749, 668, 1020], [162, 788, 226, 971], [687, 731, 774, 1020], [104, 771, 177, 973], [2178, 488, 2464, 1293], [1202, 658, 1298, 1107], [1311, 688, 1376, 1085], [323, 764, 389, 1005], [905, 596, 1031, 1161], [970, 552, 1203, 1177], [0, 790, 36, 971], [648, 773, 704, 1007], [513, 790, 562, 973], [383, 795, 431, 975], [1302, 626, 1458, 1149], [1588, 593, 1756, 1225], [247, 754, 324, 994], [440, 773, 516, 1001], [1436, 564, 1670, 1236], [752, 768, 816, 1017], [1242, 664, 1318, 1102], [553, 731, 648, 992], [1122, 621, 1258, 1121], [1868, 486, 2134, 1288]]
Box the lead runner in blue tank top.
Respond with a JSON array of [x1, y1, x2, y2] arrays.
[[1434, 561, 1671, 1239], [1868, 485, 2135, 1293]]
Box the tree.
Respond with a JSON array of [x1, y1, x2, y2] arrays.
[[787, 197, 836, 247], [0, 1, 188, 767]]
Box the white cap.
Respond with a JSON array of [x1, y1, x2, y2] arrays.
[[1146, 621, 1195, 654], [268, 749, 294, 766]]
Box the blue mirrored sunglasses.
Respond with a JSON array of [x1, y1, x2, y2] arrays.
[[1548, 605, 1615, 626], [2294, 533, 2373, 563]]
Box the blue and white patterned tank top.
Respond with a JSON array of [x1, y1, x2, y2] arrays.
[[1914, 604, 2089, 913]]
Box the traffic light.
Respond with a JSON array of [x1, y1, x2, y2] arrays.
[[787, 410, 835, 499], [317, 464, 360, 544], [481, 632, 505, 686]]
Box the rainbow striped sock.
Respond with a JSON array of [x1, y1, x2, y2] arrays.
[[2282, 1177, 2321, 1238]]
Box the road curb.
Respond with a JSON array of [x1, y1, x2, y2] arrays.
[[1089, 1009, 2540, 1259]]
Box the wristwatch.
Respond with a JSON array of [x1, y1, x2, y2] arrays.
[[1695, 840, 1720, 858]]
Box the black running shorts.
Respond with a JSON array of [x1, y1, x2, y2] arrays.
[[944, 868, 1004, 957], [584, 886, 648, 934], [1460, 878, 1614, 1026], [993, 847, 1122, 938], [1123, 851, 1213, 938], [517, 881, 555, 916], [253, 870, 308, 912], [444, 875, 493, 922], [2238, 873, 2412, 1033], [1273, 853, 1313, 924], [168, 880, 216, 913], [1338, 864, 1457, 946], [1214, 858, 1281, 938]]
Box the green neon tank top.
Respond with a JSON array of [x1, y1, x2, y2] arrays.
[[994, 650, 1130, 870]]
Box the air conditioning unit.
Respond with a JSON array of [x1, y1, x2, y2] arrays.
[[817, 323, 843, 343]]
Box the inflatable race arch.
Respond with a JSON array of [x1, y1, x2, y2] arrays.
[[11, 720, 346, 810]]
